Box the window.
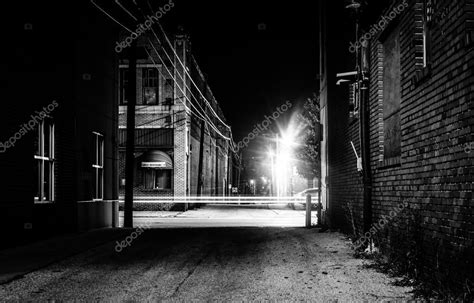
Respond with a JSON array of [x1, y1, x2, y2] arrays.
[[34, 120, 55, 202], [143, 169, 171, 190], [143, 68, 158, 105], [422, 0, 434, 68], [120, 68, 129, 105], [382, 25, 402, 160], [164, 79, 174, 105], [92, 132, 104, 200]]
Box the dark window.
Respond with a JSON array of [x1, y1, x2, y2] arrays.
[[143, 170, 171, 189], [120, 69, 129, 105], [382, 25, 402, 159], [164, 79, 174, 105], [143, 68, 158, 105]]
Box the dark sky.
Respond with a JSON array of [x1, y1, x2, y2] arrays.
[[164, 0, 320, 139]]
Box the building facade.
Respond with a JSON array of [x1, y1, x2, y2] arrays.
[[118, 32, 234, 206], [320, 0, 473, 288], [0, 1, 120, 246]]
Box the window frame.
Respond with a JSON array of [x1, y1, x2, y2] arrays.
[[142, 68, 159, 105], [92, 132, 104, 201], [422, 0, 434, 68], [164, 78, 174, 105], [34, 120, 55, 203], [143, 169, 172, 190], [119, 68, 129, 105], [377, 22, 403, 169]]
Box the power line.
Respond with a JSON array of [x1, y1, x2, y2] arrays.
[[90, 1, 237, 151], [144, 0, 232, 131], [145, 40, 232, 141], [90, 0, 133, 33]]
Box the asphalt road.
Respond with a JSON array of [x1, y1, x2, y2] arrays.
[[0, 227, 412, 302]]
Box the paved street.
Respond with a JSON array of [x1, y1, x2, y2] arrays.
[[0, 205, 413, 302]]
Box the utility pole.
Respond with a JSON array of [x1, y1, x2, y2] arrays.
[[275, 133, 280, 197], [196, 120, 205, 196], [124, 40, 137, 228], [237, 152, 242, 195], [226, 145, 231, 196], [215, 145, 219, 196]]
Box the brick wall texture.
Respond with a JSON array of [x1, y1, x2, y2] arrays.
[[328, 0, 474, 287]]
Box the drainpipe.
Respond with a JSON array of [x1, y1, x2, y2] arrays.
[[360, 70, 372, 235], [352, 1, 373, 235]]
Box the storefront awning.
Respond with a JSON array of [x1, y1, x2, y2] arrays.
[[141, 150, 173, 169]]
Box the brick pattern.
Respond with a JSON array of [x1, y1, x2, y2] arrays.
[[329, 0, 474, 284], [173, 113, 188, 197]]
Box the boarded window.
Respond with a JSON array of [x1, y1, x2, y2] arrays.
[[382, 25, 401, 159]]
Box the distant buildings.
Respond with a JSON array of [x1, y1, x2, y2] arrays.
[[118, 31, 235, 206], [320, 0, 473, 288]]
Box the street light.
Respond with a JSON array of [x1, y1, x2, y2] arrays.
[[249, 179, 256, 195], [275, 126, 298, 197], [267, 149, 276, 196]]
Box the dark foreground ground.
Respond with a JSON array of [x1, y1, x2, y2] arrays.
[[0, 226, 412, 301]]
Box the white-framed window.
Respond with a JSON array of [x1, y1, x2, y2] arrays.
[[34, 120, 55, 202], [92, 132, 104, 200], [422, 0, 434, 68]]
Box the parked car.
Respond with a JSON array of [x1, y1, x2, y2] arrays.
[[291, 188, 320, 210], [296, 188, 319, 198]]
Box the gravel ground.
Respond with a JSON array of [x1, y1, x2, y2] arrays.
[[0, 227, 413, 302]]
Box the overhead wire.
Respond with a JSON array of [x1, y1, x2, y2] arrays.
[[90, 0, 237, 151], [145, 0, 232, 131]]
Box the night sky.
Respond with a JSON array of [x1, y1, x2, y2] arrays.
[[163, 0, 320, 140]]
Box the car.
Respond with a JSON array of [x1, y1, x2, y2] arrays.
[[297, 188, 319, 198], [293, 188, 320, 210]]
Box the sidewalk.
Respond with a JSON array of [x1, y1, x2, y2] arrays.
[[0, 228, 129, 285], [119, 204, 318, 228]]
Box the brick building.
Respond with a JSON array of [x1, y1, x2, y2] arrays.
[[320, 0, 473, 288], [0, 1, 120, 245], [118, 32, 234, 205]]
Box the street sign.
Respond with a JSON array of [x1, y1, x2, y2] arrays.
[[142, 162, 166, 168]]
